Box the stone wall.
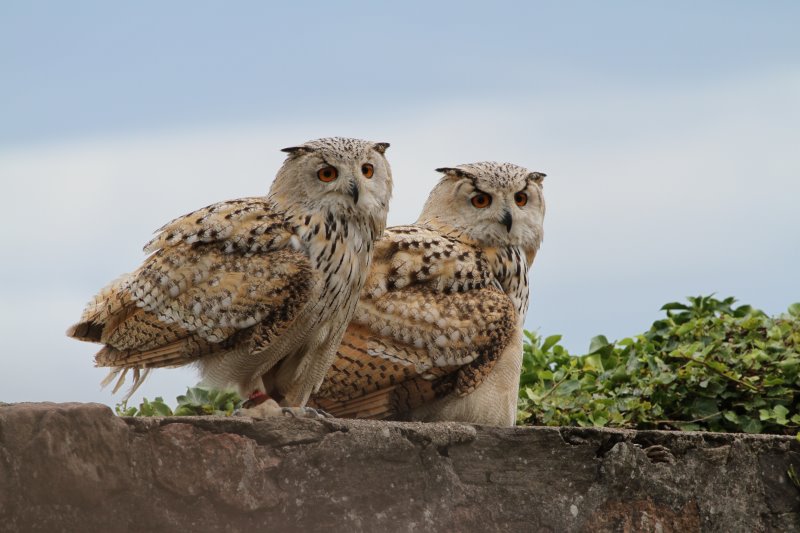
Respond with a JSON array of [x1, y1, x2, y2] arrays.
[[0, 402, 798, 532]]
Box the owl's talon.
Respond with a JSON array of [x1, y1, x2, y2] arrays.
[[236, 401, 331, 419], [280, 406, 332, 419]]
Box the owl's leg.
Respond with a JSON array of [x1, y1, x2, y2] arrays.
[[241, 390, 272, 409]]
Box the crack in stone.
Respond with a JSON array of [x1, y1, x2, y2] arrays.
[[125, 416, 353, 450]]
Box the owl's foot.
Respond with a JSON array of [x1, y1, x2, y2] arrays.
[[235, 391, 332, 419], [235, 390, 282, 417], [278, 406, 333, 419], [235, 398, 283, 418]]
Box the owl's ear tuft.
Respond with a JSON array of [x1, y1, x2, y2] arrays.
[[528, 172, 546, 185], [281, 145, 313, 155], [435, 167, 472, 179], [372, 142, 390, 154]]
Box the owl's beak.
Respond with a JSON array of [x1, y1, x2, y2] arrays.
[[348, 180, 360, 205], [500, 209, 513, 232]]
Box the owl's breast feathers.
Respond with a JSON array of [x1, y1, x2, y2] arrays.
[[67, 197, 318, 392], [290, 209, 376, 325], [311, 225, 525, 419]]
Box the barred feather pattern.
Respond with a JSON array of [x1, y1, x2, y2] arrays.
[[312, 226, 529, 419]]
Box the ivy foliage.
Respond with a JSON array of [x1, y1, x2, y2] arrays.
[[518, 296, 800, 434], [115, 386, 242, 417]]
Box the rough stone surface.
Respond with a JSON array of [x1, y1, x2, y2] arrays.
[[0, 402, 798, 532]]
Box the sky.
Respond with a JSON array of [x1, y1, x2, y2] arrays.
[[1, 1, 798, 407]]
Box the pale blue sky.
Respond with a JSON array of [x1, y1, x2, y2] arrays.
[[3, 1, 798, 143], [1, 2, 798, 405]]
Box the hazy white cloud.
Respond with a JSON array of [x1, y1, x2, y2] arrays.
[[1, 69, 798, 406]]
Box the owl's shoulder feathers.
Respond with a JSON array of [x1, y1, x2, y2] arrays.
[[67, 197, 315, 394]]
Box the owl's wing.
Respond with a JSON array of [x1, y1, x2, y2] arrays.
[[311, 225, 516, 419], [67, 197, 314, 392]]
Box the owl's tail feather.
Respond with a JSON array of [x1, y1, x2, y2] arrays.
[[66, 320, 105, 342], [67, 274, 133, 341], [67, 274, 134, 344], [95, 339, 204, 368], [100, 366, 152, 402], [96, 340, 200, 400]]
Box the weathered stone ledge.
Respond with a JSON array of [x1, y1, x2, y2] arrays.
[[0, 402, 798, 532]]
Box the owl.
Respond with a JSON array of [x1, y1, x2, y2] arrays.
[[67, 137, 393, 417], [310, 162, 545, 426]]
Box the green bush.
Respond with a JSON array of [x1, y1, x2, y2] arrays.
[[517, 296, 800, 434], [116, 386, 242, 417]]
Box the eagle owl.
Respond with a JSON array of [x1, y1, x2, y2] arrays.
[[67, 137, 393, 414], [311, 162, 545, 426]]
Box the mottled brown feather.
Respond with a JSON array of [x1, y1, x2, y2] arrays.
[[312, 225, 518, 418], [68, 198, 313, 374]]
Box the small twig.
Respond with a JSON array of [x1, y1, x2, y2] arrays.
[[539, 375, 569, 402], [673, 354, 760, 392], [654, 411, 723, 427]]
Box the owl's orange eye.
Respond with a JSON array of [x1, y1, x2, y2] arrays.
[[471, 193, 492, 209], [514, 192, 528, 207], [317, 166, 338, 182], [361, 163, 374, 179]]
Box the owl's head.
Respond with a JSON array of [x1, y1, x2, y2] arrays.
[[269, 137, 393, 234], [418, 162, 545, 253]]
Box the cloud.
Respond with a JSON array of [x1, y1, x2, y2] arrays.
[[1, 69, 798, 405]]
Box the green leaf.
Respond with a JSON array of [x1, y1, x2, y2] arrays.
[[773, 404, 790, 416], [675, 321, 696, 336], [789, 303, 800, 318], [690, 398, 718, 418], [582, 354, 603, 372], [589, 414, 608, 427], [661, 302, 690, 311], [537, 369, 554, 380], [656, 372, 676, 385], [152, 400, 173, 417], [588, 335, 610, 354], [741, 417, 763, 434], [541, 335, 562, 353], [722, 411, 739, 424], [773, 405, 790, 425], [559, 380, 582, 395], [173, 405, 198, 416]]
